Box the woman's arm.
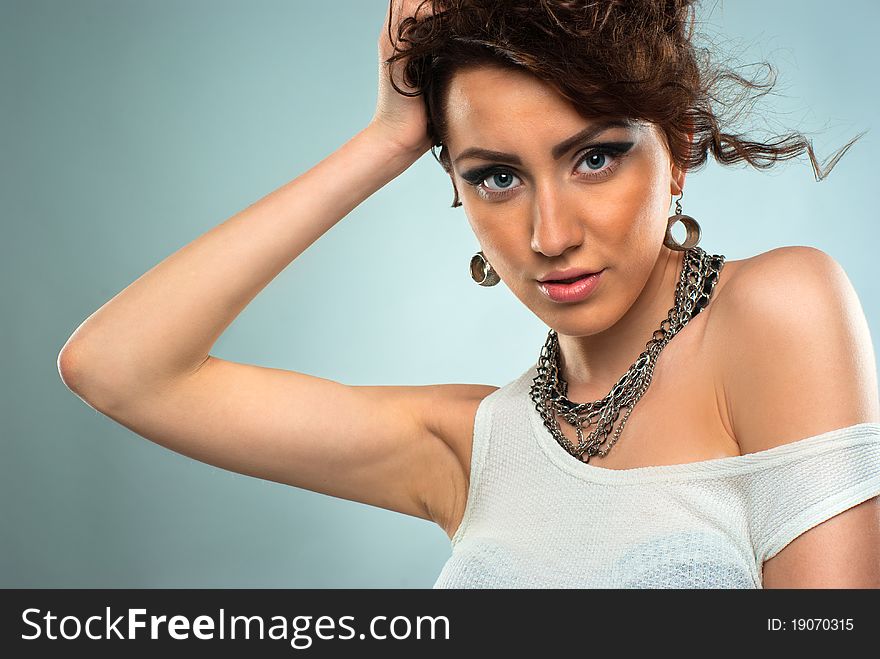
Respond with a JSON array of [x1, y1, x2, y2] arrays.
[[54, 1, 484, 534], [55, 120, 486, 530], [58, 123, 421, 406]]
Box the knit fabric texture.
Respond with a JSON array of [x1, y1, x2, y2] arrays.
[[433, 364, 880, 589]]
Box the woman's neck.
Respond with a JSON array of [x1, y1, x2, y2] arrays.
[[555, 246, 686, 402]]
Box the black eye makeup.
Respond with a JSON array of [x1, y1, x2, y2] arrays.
[[459, 141, 636, 201]]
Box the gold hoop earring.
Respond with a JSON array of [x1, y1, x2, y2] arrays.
[[470, 251, 500, 286], [664, 192, 702, 251]]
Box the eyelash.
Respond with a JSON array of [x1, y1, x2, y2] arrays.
[[461, 143, 633, 201]]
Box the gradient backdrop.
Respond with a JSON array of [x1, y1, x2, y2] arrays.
[[2, 0, 878, 587]]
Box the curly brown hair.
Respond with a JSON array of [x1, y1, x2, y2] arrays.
[[384, 0, 865, 207]]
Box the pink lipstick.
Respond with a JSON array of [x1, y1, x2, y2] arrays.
[[537, 269, 604, 303]]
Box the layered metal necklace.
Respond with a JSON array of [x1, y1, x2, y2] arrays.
[[528, 245, 726, 463]]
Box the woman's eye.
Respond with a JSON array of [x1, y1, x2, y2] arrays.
[[483, 171, 520, 192], [579, 152, 610, 172]]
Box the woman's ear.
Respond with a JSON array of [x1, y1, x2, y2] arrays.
[[671, 165, 686, 197], [439, 144, 462, 207], [449, 173, 462, 208], [670, 130, 693, 196]]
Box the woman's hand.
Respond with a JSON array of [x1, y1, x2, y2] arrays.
[[369, 0, 434, 158]]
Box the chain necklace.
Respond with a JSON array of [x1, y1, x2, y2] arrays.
[[529, 245, 726, 463]]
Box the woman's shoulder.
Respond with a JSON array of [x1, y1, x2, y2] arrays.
[[712, 244, 840, 299], [707, 245, 849, 336], [707, 244, 878, 456]]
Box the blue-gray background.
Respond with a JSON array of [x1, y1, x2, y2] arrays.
[[2, 0, 877, 587]]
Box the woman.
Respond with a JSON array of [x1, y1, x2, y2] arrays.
[[57, 0, 880, 588]]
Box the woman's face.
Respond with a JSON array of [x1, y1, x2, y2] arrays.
[[444, 64, 685, 338]]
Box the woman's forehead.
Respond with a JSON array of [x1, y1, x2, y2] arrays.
[[444, 65, 647, 151]]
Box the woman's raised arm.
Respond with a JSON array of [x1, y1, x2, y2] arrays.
[[58, 124, 423, 401], [55, 1, 492, 536]]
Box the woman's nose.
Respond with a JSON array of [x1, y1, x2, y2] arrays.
[[529, 184, 585, 258]]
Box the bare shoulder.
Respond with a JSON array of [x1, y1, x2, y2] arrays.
[[711, 245, 862, 348], [718, 245, 845, 288], [708, 245, 879, 454]]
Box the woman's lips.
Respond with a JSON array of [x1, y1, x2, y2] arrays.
[[537, 269, 604, 303]]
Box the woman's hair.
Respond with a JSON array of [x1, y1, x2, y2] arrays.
[[384, 0, 865, 207]]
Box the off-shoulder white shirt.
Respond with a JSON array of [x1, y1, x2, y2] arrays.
[[433, 364, 880, 588]]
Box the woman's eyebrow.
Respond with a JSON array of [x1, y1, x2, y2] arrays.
[[453, 118, 636, 167]]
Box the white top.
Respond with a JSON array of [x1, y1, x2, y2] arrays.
[[433, 364, 880, 588]]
